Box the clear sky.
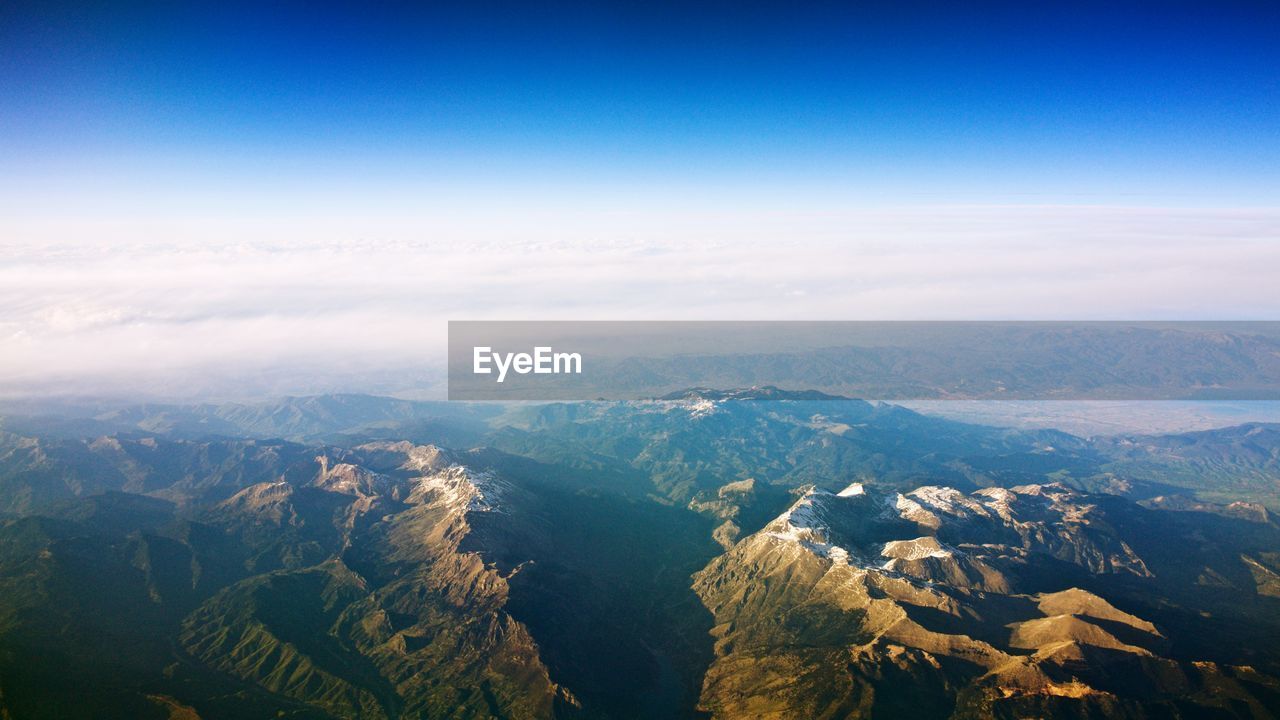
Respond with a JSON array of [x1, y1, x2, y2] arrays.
[[4, 0, 1279, 202], [2, 1, 1278, 397]]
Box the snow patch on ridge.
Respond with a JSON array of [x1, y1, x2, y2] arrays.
[[891, 493, 941, 528], [641, 396, 722, 418], [881, 536, 955, 562], [398, 444, 452, 473], [765, 490, 852, 563], [837, 482, 865, 497], [908, 486, 993, 519], [412, 465, 507, 513], [684, 398, 719, 418]]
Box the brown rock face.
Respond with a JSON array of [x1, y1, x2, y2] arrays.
[[180, 444, 570, 720], [692, 482, 1280, 719]]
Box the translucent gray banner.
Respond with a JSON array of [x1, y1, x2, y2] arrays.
[[447, 321, 1280, 401]]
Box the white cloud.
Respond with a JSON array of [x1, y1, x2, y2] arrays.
[[2, 203, 1278, 398]]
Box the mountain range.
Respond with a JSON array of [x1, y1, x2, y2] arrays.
[[1, 391, 1278, 718]]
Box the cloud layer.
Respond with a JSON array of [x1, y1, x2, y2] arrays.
[[3, 204, 1278, 399]]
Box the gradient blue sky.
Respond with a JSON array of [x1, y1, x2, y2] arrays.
[[3, 0, 1278, 203], [3, 2, 1279, 397]]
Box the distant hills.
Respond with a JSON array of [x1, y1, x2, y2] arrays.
[[5, 390, 1280, 510], [453, 324, 1280, 401], [0, 394, 499, 444]]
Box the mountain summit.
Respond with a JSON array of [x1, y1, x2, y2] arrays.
[[693, 482, 1276, 718]]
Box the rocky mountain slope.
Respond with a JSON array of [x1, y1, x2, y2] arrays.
[[2, 391, 1280, 718], [0, 438, 719, 719], [693, 481, 1280, 718]]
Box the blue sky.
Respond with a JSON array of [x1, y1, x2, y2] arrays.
[[3, 1, 1278, 203], [2, 2, 1279, 396]]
